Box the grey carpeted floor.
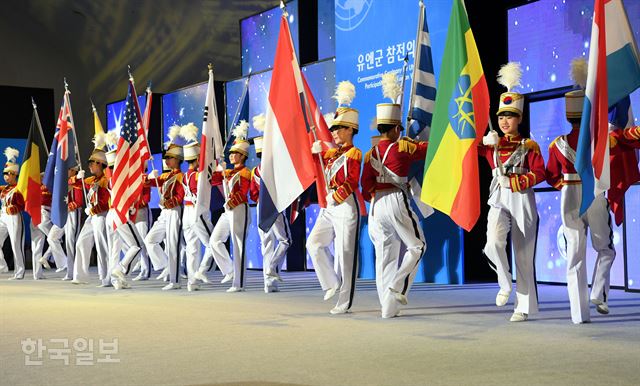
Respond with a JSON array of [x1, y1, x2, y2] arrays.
[[1, 269, 639, 386]]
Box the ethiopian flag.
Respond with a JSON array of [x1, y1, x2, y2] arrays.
[[420, 0, 489, 232], [17, 107, 49, 226]]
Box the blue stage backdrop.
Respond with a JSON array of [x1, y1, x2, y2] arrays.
[[335, 0, 462, 283], [625, 184, 640, 291], [241, 0, 299, 76], [508, 0, 640, 126], [318, 0, 336, 60]]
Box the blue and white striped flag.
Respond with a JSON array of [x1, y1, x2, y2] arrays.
[[407, 0, 436, 219]]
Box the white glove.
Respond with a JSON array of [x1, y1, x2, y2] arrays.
[[76, 170, 85, 179], [498, 176, 511, 189], [148, 169, 159, 179], [216, 160, 227, 171], [84, 207, 91, 216], [482, 131, 500, 146], [311, 140, 323, 154], [325, 192, 336, 207]]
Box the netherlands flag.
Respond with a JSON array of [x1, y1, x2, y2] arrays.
[[576, 0, 640, 215], [258, 15, 315, 231]]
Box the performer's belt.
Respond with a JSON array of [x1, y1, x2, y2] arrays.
[[492, 167, 529, 177], [563, 173, 581, 182], [375, 175, 408, 184]]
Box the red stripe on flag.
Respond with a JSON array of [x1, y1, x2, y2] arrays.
[[592, 0, 609, 180]]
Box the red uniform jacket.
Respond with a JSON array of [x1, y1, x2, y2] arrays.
[[183, 169, 198, 206], [211, 166, 251, 210], [83, 174, 110, 215], [478, 134, 546, 192], [41, 184, 52, 207], [249, 165, 261, 203], [0, 184, 24, 215], [67, 176, 84, 211], [361, 137, 427, 201], [322, 144, 362, 204], [151, 169, 184, 209]]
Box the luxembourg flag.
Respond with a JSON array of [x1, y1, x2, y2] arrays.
[[576, 0, 640, 215], [258, 15, 315, 231]]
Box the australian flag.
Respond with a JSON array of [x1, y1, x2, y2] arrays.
[[43, 94, 78, 228]]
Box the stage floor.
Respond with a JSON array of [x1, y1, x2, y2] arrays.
[[1, 269, 639, 385]]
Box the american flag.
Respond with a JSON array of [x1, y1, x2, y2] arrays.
[[111, 79, 150, 227]]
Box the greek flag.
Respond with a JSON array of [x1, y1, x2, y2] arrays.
[[407, 0, 436, 219]]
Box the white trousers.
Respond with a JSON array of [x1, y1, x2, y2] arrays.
[[562, 187, 615, 323], [48, 209, 81, 280], [369, 190, 425, 318], [74, 213, 108, 283], [108, 213, 145, 282], [307, 195, 360, 311], [0, 212, 25, 278], [30, 207, 52, 279], [484, 188, 539, 315], [145, 207, 182, 284], [259, 211, 291, 289], [133, 207, 151, 278], [184, 206, 216, 284], [208, 203, 248, 288]]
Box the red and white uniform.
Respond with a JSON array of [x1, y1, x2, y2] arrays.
[[47, 175, 83, 280], [0, 184, 25, 279], [250, 165, 291, 292], [144, 169, 184, 285], [204, 166, 251, 289], [479, 134, 545, 316], [30, 185, 53, 279], [547, 126, 640, 322], [307, 144, 362, 312], [361, 137, 427, 318], [74, 174, 110, 283]]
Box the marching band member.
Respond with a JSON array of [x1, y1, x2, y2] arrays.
[[361, 74, 427, 318], [47, 166, 83, 281], [72, 138, 110, 285], [130, 168, 152, 281], [249, 113, 291, 293], [207, 121, 251, 292], [308, 81, 363, 314], [144, 126, 185, 290], [30, 179, 53, 279], [179, 123, 214, 292], [0, 147, 25, 280], [480, 62, 544, 322]]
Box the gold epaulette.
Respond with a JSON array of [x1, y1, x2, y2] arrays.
[[343, 146, 362, 162], [609, 134, 618, 149], [548, 136, 562, 149], [160, 172, 172, 180], [524, 139, 541, 154], [398, 137, 418, 154], [324, 148, 338, 160], [251, 167, 257, 180], [239, 167, 252, 180], [364, 149, 373, 163]]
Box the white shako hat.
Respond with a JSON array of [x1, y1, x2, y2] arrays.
[[376, 72, 402, 126], [3, 147, 19, 174], [229, 120, 249, 157], [496, 62, 525, 116], [180, 122, 200, 162], [565, 57, 587, 119], [163, 124, 184, 161], [331, 80, 359, 131]]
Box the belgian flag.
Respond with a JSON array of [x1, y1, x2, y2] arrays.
[[17, 106, 49, 226]]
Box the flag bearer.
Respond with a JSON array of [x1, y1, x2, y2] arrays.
[[144, 126, 185, 290], [306, 81, 363, 314], [361, 74, 428, 318], [0, 148, 25, 280], [30, 180, 53, 279], [480, 62, 545, 322], [206, 121, 251, 292], [130, 169, 152, 281], [249, 114, 291, 293], [72, 137, 110, 285], [47, 166, 83, 281]]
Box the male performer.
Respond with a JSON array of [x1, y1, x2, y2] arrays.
[[361, 73, 428, 318], [0, 147, 25, 280], [480, 62, 545, 322], [249, 114, 291, 293]]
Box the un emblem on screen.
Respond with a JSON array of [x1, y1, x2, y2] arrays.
[[335, 0, 373, 31], [448, 74, 476, 140]]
